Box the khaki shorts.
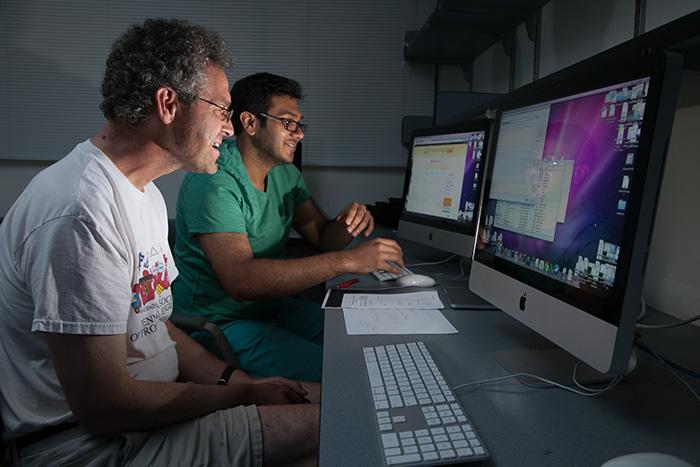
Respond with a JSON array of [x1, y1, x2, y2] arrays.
[[8, 405, 262, 467]]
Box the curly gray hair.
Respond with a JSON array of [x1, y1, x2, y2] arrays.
[[100, 18, 232, 126]]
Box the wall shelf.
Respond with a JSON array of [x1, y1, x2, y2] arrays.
[[404, 0, 549, 64]]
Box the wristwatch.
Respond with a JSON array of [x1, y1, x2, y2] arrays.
[[217, 365, 236, 385]]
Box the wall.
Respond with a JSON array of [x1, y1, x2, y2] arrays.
[[302, 167, 406, 217], [471, 21, 535, 94], [0, 0, 430, 220], [645, 103, 700, 323], [472, 41, 510, 94], [0, 162, 51, 217], [469, 0, 700, 323], [470, 0, 700, 92], [539, 0, 636, 79], [645, 0, 700, 31], [513, 22, 535, 89]]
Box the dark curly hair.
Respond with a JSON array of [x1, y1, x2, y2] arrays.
[[230, 73, 303, 135], [100, 18, 232, 126]]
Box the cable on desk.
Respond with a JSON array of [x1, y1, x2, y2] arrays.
[[637, 296, 647, 321], [635, 339, 700, 403], [406, 254, 457, 268], [635, 339, 700, 379], [636, 297, 700, 329], [571, 363, 623, 394], [451, 368, 622, 398], [637, 312, 700, 329]]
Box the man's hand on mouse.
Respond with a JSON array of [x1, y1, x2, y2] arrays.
[[338, 238, 404, 274]]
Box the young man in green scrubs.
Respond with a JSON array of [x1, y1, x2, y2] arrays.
[[173, 73, 404, 382]]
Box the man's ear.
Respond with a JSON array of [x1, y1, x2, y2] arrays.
[[154, 87, 178, 124], [239, 111, 257, 136]]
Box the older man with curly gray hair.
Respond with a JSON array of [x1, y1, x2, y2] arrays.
[[0, 18, 319, 467]]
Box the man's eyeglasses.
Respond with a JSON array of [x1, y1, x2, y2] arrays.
[[198, 97, 234, 122], [258, 113, 307, 133]]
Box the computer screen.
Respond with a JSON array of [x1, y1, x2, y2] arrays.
[[398, 122, 490, 258], [470, 50, 682, 375]]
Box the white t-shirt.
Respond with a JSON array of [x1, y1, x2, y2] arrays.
[[0, 140, 179, 440]]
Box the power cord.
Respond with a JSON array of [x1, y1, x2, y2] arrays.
[[636, 312, 700, 329], [635, 340, 700, 379], [406, 254, 457, 268], [637, 296, 647, 321], [449, 300, 699, 401], [636, 297, 700, 329], [452, 366, 622, 398], [635, 339, 700, 403]]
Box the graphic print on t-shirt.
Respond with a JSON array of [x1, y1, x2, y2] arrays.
[[128, 245, 174, 344], [130, 246, 172, 315]]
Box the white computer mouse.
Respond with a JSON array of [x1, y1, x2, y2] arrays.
[[601, 452, 693, 467], [396, 274, 436, 287]]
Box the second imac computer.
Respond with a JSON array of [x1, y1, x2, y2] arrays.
[[470, 50, 682, 377], [398, 121, 493, 308]]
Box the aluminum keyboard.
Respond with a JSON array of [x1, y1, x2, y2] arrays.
[[371, 262, 412, 282], [363, 342, 488, 466]]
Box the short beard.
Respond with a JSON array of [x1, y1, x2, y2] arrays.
[[251, 128, 285, 165]]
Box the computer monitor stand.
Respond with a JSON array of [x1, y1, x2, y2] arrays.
[[444, 287, 495, 309], [443, 257, 496, 310], [493, 348, 639, 387]]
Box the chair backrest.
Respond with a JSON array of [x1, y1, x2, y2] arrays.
[[168, 218, 176, 250]]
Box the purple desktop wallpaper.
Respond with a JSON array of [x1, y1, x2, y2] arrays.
[[459, 141, 478, 208], [483, 83, 643, 286]]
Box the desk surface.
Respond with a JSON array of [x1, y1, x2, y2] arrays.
[[319, 239, 700, 467]]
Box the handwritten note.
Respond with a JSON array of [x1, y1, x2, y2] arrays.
[[342, 308, 458, 335], [339, 291, 444, 310]]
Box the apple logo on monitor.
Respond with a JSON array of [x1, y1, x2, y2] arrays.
[[519, 293, 527, 311]]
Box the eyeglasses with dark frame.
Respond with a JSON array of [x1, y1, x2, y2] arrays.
[[258, 112, 307, 133], [197, 97, 234, 122]]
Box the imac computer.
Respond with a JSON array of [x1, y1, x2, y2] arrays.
[[470, 50, 683, 377], [398, 121, 493, 308]]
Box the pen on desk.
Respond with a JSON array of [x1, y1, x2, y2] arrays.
[[336, 278, 359, 289]]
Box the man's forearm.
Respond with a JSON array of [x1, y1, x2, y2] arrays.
[[46, 331, 307, 436], [78, 377, 256, 434], [222, 252, 348, 301], [167, 321, 229, 384], [46, 333, 255, 435]]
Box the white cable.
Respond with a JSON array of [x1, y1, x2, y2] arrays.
[[637, 295, 647, 321], [452, 371, 621, 398], [641, 342, 700, 403], [637, 311, 700, 329], [572, 362, 623, 393], [406, 254, 457, 268], [636, 297, 700, 329]]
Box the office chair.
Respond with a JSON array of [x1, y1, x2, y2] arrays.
[[169, 312, 241, 368]]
